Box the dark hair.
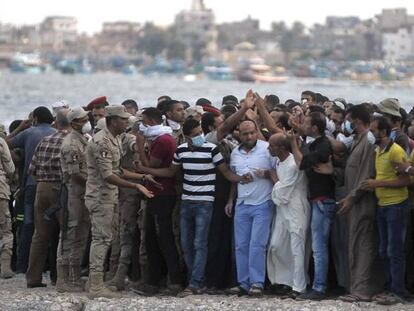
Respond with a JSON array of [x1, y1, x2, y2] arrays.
[[287, 101, 300, 110], [278, 112, 291, 130], [285, 99, 296, 106], [33, 106, 54, 124], [349, 105, 370, 125], [163, 100, 182, 114], [157, 95, 171, 103], [221, 104, 238, 119], [274, 104, 287, 112], [180, 101, 190, 110], [301, 90, 316, 101], [332, 106, 345, 117], [142, 107, 163, 124], [183, 118, 200, 136], [9, 120, 22, 133], [201, 112, 216, 134], [372, 116, 391, 136], [315, 93, 328, 104], [121, 99, 138, 110], [360, 102, 375, 115], [196, 98, 212, 106], [265, 94, 280, 107], [222, 95, 238, 106], [308, 112, 326, 134]]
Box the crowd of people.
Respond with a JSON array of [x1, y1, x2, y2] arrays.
[[1, 90, 414, 305]]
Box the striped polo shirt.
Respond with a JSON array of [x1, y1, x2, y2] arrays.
[[172, 142, 224, 202]]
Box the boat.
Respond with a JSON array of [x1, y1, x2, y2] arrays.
[[122, 64, 138, 75], [10, 53, 48, 73], [204, 60, 234, 81], [57, 58, 94, 74], [237, 58, 288, 83]]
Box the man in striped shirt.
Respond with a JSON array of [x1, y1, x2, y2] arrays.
[[138, 118, 252, 297]]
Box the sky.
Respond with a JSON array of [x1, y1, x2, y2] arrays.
[[1, 0, 414, 34]]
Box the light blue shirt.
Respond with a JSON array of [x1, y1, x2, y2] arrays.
[[230, 140, 275, 205]]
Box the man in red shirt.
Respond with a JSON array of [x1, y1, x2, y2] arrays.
[[137, 107, 182, 294]]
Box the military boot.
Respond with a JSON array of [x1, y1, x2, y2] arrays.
[[67, 264, 84, 292], [106, 263, 128, 291], [88, 272, 122, 299], [55, 263, 70, 292], [0, 254, 14, 279]]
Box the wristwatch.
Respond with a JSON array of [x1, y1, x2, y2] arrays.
[[141, 174, 146, 182]]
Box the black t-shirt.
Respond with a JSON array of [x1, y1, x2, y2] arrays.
[[300, 136, 335, 200]]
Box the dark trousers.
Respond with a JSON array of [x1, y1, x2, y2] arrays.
[[16, 185, 37, 273], [145, 195, 181, 286], [26, 182, 62, 285], [205, 197, 234, 289]]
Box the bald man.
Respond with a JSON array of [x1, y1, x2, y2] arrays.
[[267, 133, 310, 299]]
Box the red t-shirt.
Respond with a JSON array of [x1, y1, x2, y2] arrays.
[[147, 134, 177, 195]]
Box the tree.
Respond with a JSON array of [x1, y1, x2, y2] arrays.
[[136, 22, 168, 56]]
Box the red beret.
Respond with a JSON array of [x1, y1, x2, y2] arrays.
[[85, 96, 108, 111], [202, 105, 221, 116]]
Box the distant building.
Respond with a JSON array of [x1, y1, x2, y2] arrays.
[[40, 16, 78, 51], [382, 26, 414, 60], [96, 21, 142, 54], [174, 0, 217, 61], [376, 8, 414, 31], [310, 16, 381, 60]]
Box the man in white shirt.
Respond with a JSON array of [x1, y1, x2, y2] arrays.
[[227, 120, 276, 297], [267, 133, 310, 299]]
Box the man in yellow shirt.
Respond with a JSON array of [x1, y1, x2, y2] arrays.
[[361, 116, 410, 303]]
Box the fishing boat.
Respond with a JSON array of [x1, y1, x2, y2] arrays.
[[237, 58, 288, 83], [10, 53, 48, 73]]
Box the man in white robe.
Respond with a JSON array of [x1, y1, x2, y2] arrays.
[[267, 133, 311, 298]]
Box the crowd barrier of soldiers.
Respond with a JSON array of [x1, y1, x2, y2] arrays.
[[1, 90, 414, 305]]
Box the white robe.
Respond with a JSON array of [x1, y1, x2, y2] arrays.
[[267, 153, 311, 292]]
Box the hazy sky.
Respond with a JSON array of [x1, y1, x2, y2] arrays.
[[1, 0, 414, 34]]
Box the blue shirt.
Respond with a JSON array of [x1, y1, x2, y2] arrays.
[[10, 124, 56, 186], [230, 140, 275, 205]]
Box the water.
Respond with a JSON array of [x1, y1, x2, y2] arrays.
[[1, 70, 413, 127]]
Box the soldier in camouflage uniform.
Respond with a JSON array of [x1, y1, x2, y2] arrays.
[[0, 137, 15, 279], [85, 105, 156, 299], [56, 107, 91, 292]]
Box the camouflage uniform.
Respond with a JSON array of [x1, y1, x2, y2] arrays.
[[107, 133, 141, 289], [0, 137, 15, 278], [58, 130, 90, 288], [85, 127, 123, 274]]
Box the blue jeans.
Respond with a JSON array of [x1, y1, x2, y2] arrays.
[[234, 200, 273, 291], [311, 199, 337, 293], [377, 200, 408, 295], [180, 200, 213, 288]]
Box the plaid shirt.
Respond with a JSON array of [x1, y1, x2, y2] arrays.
[[29, 130, 69, 182]]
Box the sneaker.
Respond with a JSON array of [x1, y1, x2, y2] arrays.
[[225, 286, 249, 297], [297, 289, 326, 301], [248, 285, 264, 298], [177, 286, 205, 298]]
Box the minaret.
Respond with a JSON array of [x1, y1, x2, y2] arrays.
[[191, 0, 206, 11]]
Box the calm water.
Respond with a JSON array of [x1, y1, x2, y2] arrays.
[[1, 70, 413, 126]]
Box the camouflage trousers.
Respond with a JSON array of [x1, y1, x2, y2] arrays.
[[86, 196, 117, 273], [0, 199, 12, 260], [57, 183, 90, 267]]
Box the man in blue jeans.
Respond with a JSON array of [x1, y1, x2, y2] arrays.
[[6, 107, 56, 274], [226, 119, 276, 297], [289, 111, 336, 300], [361, 116, 411, 304], [138, 118, 252, 297]]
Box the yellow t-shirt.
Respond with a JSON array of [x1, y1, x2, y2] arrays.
[[375, 142, 408, 206]]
